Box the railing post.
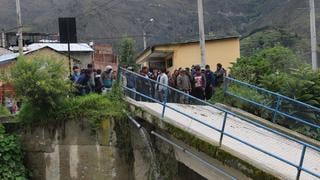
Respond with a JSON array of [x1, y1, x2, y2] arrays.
[[219, 112, 228, 147], [161, 87, 168, 118], [272, 96, 282, 123], [296, 145, 307, 180], [223, 77, 228, 96]]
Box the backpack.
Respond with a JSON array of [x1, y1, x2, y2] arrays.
[[102, 72, 113, 88], [104, 79, 113, 88]]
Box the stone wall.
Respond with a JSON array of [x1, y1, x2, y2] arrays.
[[15, 119, 131, 180]]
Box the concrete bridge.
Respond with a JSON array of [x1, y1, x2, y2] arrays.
[[121, 67, 320, 180], [126, 98, 320, 180]]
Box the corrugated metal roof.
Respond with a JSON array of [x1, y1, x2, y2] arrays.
[[27, 43, 94, 52], [0, 53, 19, 64], [0, 48, 13, 56], [0, 43, 93, 64]]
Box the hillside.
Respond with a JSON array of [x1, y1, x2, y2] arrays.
[[0, 0, 319, 56]]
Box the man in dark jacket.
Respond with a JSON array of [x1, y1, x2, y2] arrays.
[[136, 66, 151, 101], [75, 69, 91, 95], [70, 65, 81, 83], [215, 63, 226, 86], [205, 65, 215, 100], [94, 69, 103, 94]]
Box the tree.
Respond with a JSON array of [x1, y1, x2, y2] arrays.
[[119, 37, 136, 68], [230, 46, 301, 84], [10, 55, 70, 123]]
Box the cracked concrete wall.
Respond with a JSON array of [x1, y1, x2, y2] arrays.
[[18, 119, 131, 180]]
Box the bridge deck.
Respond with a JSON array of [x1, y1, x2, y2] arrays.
[[132, 101, 320, 180]]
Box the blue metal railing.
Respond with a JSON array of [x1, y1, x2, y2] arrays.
[[119, 67, 320, 180], [224, 77, 320, 130]]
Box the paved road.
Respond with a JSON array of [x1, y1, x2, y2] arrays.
[[133, 101, 320, 180]]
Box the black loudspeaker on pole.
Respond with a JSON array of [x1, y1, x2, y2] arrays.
[[59, 17, 77, 76]]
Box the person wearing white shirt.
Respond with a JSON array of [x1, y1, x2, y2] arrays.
[[157, 69, 168, 102]]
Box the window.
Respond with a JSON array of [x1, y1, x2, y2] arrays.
[[167, 58, 173, 68]]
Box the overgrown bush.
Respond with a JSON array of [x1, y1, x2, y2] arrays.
[[259, 67, 320, 138], [0, 124, 28, 179], [10, 55, 125, 128], [11, 55, 70, 123], [58, 93, 125, 131], [230, 46, 301, 84], [222, 46, 320, 140], [211, 86, 272, 119]]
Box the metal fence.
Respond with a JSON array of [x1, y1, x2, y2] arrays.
[[224, 77, 320, 131], [119, 67, 320, 179]]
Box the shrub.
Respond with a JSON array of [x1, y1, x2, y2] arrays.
[[260, 67, 320, 131], [0, 124, 28, 179], [230, 46, 301, 84], [57, 93, 125, 131], [215, 86, 273, 119], [225, 46, 320, 140], [10, 55, 70, 123], [10, 55, 125, 131], [11, 56, 70, 122]]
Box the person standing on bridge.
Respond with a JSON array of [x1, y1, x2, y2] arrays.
[[176, 69, 191, 104], [205, 65, 216, 100], [101, 65, 114, 93], [214, 63, 226, 86], [192, 66, 206, 100], [136, 66, 151, 101], [70, 65, 81, 83], [156, 68, 169, 102]]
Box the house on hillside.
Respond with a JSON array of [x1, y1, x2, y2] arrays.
[[0, 46, 79, 71], [26, 43, 93, 68], [0, 46, 80, 103], [136, 36, 240, 72]]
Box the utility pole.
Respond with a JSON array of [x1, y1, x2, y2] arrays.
[[15, 0, 23, 55], [142, 18, 154, 50], [67, 21, 72, 76], [197, 0, 206, 67], [309, 0, 318, 70], [1, 29, 5, 48], [143, 30, 147, 50]]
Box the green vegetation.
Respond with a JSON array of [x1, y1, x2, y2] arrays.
[[214, 46, 320, 140], [11, 55, 69, 124], [0, 106, 11, 117], [119, 37, 136, 68], [230, 46, 301, 84], [241, 27, 307, 58], [0, 124, 28, 180], [9, 55, 124, 130]]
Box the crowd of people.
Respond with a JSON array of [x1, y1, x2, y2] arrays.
[[70, 63, 116, 95], [69, 62, 226, 103], [125, 63, 226, 103]]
